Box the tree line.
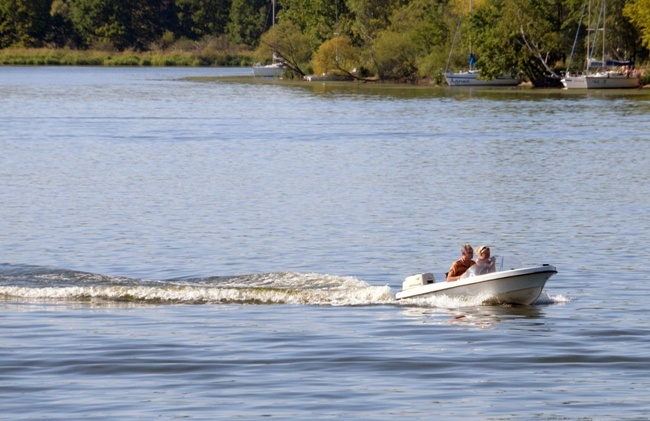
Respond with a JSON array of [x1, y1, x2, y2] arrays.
[[1, 0, 649, 86], [0, 0, 268, 51]]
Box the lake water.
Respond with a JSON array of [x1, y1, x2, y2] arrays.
[[1, 66, 650, 420]]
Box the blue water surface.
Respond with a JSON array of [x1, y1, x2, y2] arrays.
[[1, 66, 650, 420]]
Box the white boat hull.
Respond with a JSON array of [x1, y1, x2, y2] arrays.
[[586, 73, 639, 89], [562, 73, 639, 89], [445, 71, 520, 87], [396, 265, 557, 305], [252, 64, 284, 77], [561, 75, 588, 89]]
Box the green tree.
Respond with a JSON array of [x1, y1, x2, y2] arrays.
[[227, 0, 267, 46], [49, 0, 82, 48], [371, 29, 419, 80], [256, 19, 312, 76], [175, 0, 231, 40], [625, 0, 650, 49], [346, 0, 407, 43], [69, 0, 174, 50], [605, 0, 644, 62], [0, 0, 51, 47], [361, 0, 450, 81], [469, 0, 567, 86], [281, 0, 352, 46]]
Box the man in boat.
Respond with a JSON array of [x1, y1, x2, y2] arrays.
[[446, 243, 475, 282]]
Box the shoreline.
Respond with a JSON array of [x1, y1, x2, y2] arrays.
[[189, 75, 650, 92], [3, 48, 648, 89]]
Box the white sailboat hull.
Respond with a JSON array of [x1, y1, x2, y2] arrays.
[[585, 72, 639, 89], [562, 72, 639, 89], [396, 265, 557, 305], [252, 63, 285, 77], [561, 75, 588, 89], [445, 71, 520, 87]]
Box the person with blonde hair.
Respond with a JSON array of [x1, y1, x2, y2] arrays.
[[446, 243, 475, 282], [472, 245, 496, 275]]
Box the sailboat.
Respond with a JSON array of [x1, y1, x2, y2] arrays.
[[444, 61, 521, 86], [562, 0, 639, 89], [252, 0, 286, 77], [252, 54, 285, 77], [444, 0, 520, 86]]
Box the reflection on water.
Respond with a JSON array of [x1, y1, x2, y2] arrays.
[[194, 75, 650, 102], [400, 302, 546, 329], [0, 297, 155, 310]]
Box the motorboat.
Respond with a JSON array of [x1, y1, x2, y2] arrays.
[[396, 259, 557, 305]]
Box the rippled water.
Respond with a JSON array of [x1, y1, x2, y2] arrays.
[[1, 66, 650, 419]]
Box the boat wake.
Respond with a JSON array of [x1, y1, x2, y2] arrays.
[[0, 264, 567, 307], [0, 264, 393, 306]]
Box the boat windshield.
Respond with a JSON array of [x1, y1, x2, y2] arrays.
[[497, 255, 523, 271], [461, 255, 525, 279]]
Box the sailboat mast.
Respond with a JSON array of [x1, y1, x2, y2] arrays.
[[469, 0, 473, 70], [602, 0, 606, 66], [587, 0, 590, 68]]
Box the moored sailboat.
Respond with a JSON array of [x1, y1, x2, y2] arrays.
[[252, 54, 286, 78], [252, 0, 285, 78], [561, 0, 639, 89], [444, 0, 520, 87], [445, 69, 522, 86]]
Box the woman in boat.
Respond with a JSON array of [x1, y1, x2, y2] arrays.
[[473, 245, 496, 275]]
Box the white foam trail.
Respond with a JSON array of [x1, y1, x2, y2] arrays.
[[0, 277, 395, 306], [1, 268, 568, 308], [397, 292, 492, 309]]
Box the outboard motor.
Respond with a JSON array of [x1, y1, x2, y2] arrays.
[[402, 273, 435, 290]]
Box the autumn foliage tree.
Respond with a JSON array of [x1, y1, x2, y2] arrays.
[[625, 0, 650, 48], [312, 36, 359, 77]]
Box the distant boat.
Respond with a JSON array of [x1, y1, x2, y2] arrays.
[[251, 0, 285, 78], [445, 69, 521, 87], [252, 57, 286, 78], [562, 0, 639, 89], [444, 0, 520, 87], [562, 61, 640, 89]]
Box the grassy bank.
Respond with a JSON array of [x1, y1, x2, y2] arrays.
[[0, 48, 255, 67]]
